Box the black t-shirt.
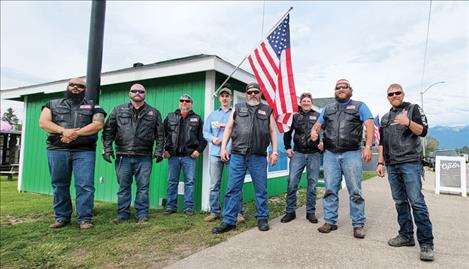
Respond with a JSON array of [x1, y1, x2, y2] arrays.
[[379, 102, 428, 146]]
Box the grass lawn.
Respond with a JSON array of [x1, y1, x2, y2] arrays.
[[1, 171, 376, 268]]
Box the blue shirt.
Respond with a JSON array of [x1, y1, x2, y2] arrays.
[[317, 99, 373, 125], [203, 107, 232, 156]]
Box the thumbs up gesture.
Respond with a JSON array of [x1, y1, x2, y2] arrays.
[[394, 108, 411, 126]]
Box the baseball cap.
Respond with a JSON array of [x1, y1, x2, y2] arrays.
[[245, 82, 260, 92], [218, 83, 232, 96], [179, 93, 193, 102], [335, 79, 351, 89]]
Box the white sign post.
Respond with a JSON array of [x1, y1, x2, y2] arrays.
[[435, 156, 467, 197]]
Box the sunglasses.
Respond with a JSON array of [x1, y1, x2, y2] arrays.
[[129, 89, 145, 94], [246, 90, 260, 95], [387, 91, 402, 97], [335, 85, 349, 90], [179, 99, 191, 103], [68, 83, 86, 89]]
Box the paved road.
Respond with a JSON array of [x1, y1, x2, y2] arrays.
[[165, 169, 469, 269]]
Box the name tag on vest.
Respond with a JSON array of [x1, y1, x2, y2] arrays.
[[346, 105, 356, 110], [190, 118, 198, 122], [80, 105, 92, 109], [258, 110, 266, 116], [309, 116, 317, 120]]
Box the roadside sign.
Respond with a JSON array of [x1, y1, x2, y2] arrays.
[[435, 156, 467, 197]]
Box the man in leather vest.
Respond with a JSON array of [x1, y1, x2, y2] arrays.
[[39, 78, 106, 229], [281, 92, 322, 224], [202, 84, 245, 224], [163, 94, 207, 216], [212, 82, 278, 234], [311, 79, 374, 238], [102, 84, 165, 224], [376, 83, 434, 261]]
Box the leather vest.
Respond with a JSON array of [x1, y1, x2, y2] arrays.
[[231, 102, 272, 156], [381, 104, 421, 165], [165, 110, 203, 156], [323, 100, 363, 152], [48, 98, 97, 150], [291, 109, 320, 153]]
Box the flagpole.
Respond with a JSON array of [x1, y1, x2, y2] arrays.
[[212, 6, 294, 98]]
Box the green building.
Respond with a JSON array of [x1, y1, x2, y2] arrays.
[[3, 54, 321, 211]]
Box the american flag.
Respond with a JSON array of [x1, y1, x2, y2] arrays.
[[248, 14, 297, 133], [374, 115, 381, 145]]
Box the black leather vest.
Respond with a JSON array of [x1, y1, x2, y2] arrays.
[[292, 109, 320, 153], [231, 102, 272, 156], [165, 110, 203, 156], [381, 104, 421, 165], [323, 100, 363, 152], [48, 98, 97, 150]]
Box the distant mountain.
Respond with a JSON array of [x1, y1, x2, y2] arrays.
[[428, 125, 469, 149]]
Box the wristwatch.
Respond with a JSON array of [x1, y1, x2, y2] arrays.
[[377, 162, 385, 166]]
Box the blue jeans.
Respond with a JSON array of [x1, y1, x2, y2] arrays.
[[286, 152, 321, 214], [167, 156, 196, 211], [115, 155, 152, 219], [322, 150, 366, 227], [222, 154, 268, 225], [47, 150, 96, 223], [387, 162, 433, 246], [209, 156, 244, 215]]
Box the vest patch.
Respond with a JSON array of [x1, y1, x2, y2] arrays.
[[258, 110, 266, 116], [80, 105, 92, 109], [309, 116, 317, 120], [147, 111, 154, 116], [346, 105, 356, 110], [190, 117, 198, 122]]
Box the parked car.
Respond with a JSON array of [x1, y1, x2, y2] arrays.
[[427, 149, 459, 171]]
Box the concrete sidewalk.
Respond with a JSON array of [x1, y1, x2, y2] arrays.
[[165, 170, 469, 268]]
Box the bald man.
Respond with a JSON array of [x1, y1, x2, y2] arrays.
[[39, 78, 106, 229], [103, 83, 164, 224]]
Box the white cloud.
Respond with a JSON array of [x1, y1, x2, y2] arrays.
[[1, 1, 468, 127]]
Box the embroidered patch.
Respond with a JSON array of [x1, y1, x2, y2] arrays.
[[190, 117, 198, 122], [346, 105, 356, 110], [309, 116, 317, 120], [258, 110, 266, 115], [147, 111, 154, 116], [240, 107, 248, 113], [80, 105, 92, 109]]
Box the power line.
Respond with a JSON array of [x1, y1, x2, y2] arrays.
[[420, 0, 433, 90]]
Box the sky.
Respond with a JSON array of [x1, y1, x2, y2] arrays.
[[1, 1, 468, 127]]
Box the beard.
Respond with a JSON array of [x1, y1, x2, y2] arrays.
[[131, 95, 145, 102], [65, 90, 85, 105], [335, 91, 352, 102], [247, 99, 260, 106]]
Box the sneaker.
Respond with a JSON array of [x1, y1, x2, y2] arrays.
[[184, 209, 194, 216], [353, 227, 366, 239], [79, 221, 94, 230], [306, 213, 318, 224], [387, 235, 416, 247], [164, 209, 176, 215], [420, 245, 434, 261], [212, 222, 236, 234], [280, 212, 296, 223], [137, 217, 148, 224], [49, 220, 69, 229], [318, 223, 338, 233], [236, 214, 246, 225], [112, 217, 128, 225], [257, 219, 270, 231], [204, 214, 220, 222]]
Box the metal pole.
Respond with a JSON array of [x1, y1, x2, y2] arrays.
[[420, 81, 445, 156], [85, 0, 106, 105], [213, 7, 293, 97]]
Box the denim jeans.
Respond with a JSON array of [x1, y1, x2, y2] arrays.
[[322, 150, 366, 227], [47, 150, 96, 223], [387, 162, 434, 246], [222, 153, 268, 225], [209, 156, 244, 215], [167, 156, 196, 211], [286, 152, 321, 214], [115, 155, 152, 219]]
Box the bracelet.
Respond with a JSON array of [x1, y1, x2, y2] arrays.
[[377, 162, 384, 166], [407, 120, 411, 127]]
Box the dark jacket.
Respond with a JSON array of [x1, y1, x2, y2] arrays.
[[164, 109, 207, 156], [380, 102, 426, 165], [323, 100, 364, 152], [44, 98, 106, 151], [231, 102, 273, 156], [284, 109, 320, 154], [102, 103, 164, 156]]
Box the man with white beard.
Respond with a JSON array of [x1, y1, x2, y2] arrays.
[[212, 82, 278, 234]]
